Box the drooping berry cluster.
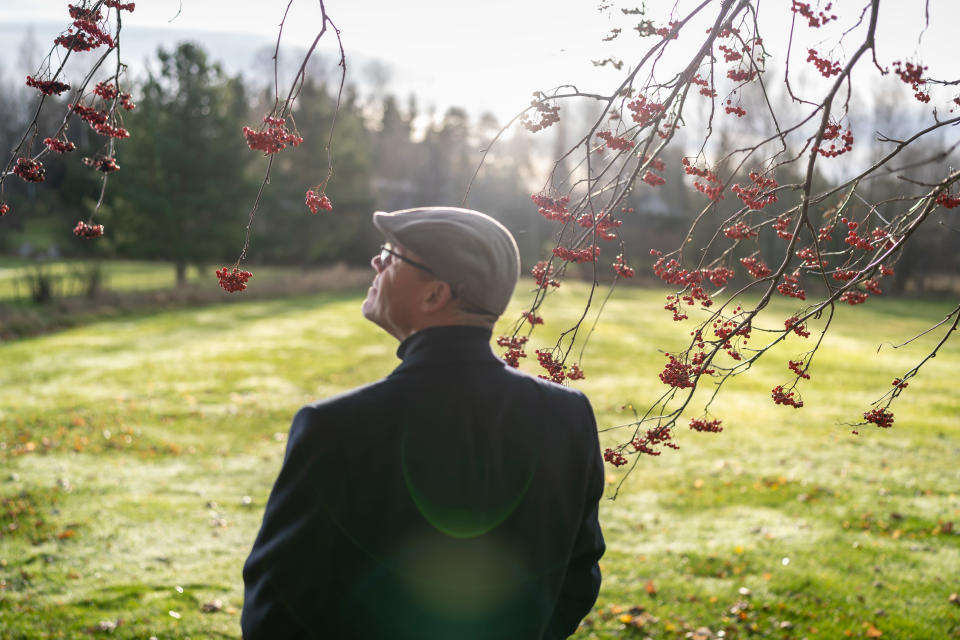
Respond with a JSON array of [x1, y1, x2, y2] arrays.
[[553, 245, 599, 264], [627, 95, 666, 128], [891, 60, 929, 103], [216, 267, 253, 293], [732, 171, 778, 209], [26, 75, 71, 96], [44, 137, 76, 153], [724, 221, 757, 239], [815, 123, 853, 158], [0, 203, 10, 217], [305, 189, 333, 214], [796, 246, 827, 268], [788, 359, 810, 379], [740, 256, 771, 278], [531, 194, 571, 223], [643, 171, 666, 186], [522, 311, 544, 325], [243, 116, 303, 154], [806, 49, 842, 78], [103, 1, 136, 10], [863, 407, 894, 428], [83, 155, 120, 172], [13, 158, 46, 182], [613, 254, 635, 278], [839, 290, 868, 305], [631, 426, 680, 456], [791, 1, 836, 28], [785, 316, 811, 338], [57, 9, 116, 51], [536, 349, 566, 384], [596, 130, 635, 151], [567, 363, 585, 380], [689, 417, 723, 433], [520, 94, 560, 132], [724, 101, 747, 118], [777, 272, 806, 300], [73, 221, 104, 239], [771, 385, 803, 408], [935, 192, 960, 209], [841, 218, 873, 250], [576, 212, 622, 240], [531, 261, 560, 288], [772, 214, 793, 240], [659, 354, 700, 388], [496, 335, 528, 368], [603, 448, 628, 466], [682, 158, 724, 201]]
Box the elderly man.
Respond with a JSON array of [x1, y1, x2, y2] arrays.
[[242, 207, 605, 640]]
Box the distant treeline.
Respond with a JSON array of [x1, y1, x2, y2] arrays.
[[1, 42, 956, 294]]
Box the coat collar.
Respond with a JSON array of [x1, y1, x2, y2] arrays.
[[392, 325, 502, 374]]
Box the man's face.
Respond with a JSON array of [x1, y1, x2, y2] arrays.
[[361, 243, 435, 341]]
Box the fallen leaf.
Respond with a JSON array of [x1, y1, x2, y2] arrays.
[[645, 579, 657, 595], [865, 624, 883, 637], [56, 529, 76, 540]]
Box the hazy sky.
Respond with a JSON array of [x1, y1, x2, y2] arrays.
[[2, 1, 957, 122]]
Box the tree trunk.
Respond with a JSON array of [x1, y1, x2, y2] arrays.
[[175, 261, 187, 287]]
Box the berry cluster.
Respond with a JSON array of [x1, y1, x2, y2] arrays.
[[553, 245, 599, 263], [496, 335, 528, 368], [841, 218, 873, 250], [83, 155, 119, 172], [724, 102, 747, 118], [57, 11, 115, 51], [806, 49, 841, 78], [740, 256, 771, 278], [0, 203, 10, 216], [891, 60, 929, 103], [727, 68, 758, 83], [216, 267, 253, 293], [243, 116, 303, 154], [640, 154, 666, 172], [796, 246, 827, 268], [863, 278, 882, 295], [631, 426, 680, 456], [892, 378, 909, 389], [627, 95, 666, 127], [689, 417, 723, 433], [785, 316, 810, 338], [724, 221, 757, 239], [531, 261, 560, 288], [815, 123, 854, 157], [567, 363, 585, 380], [94, 81, 118, 100], [732, 171, 778, 209], [103, 1, 136, 10], [531, 194, 571, 223], [305, 189, 333, 214], [522, 311, 544, 325], [772, 214, 793, 240], [659, 354, 706, 389], [26, 75, 71, 96], [682, 158, 724, 201], [935, 192, 960, 209], [818, 223, 834, 241], [643, 170, 666, 186], [771, 385, 803, 408], [864, 407, 894, 428], [777, 272, 806, 300], [791, 1, 836, 28], [788, 359, 810, 379], [718, 44, 742, 63], [603, 448, 628, 467], [576, 213, 621, 240], [839, 290, 868, 305], [613, 254, 635, 278], [596, 130, 635, 151], [44, 137, 76, 153], [13, 158, 45, 182], [536, 349, 566, 384], [832, 269, 857, 281], [73, 221, 104, 239], [520, 94, 560, 132]]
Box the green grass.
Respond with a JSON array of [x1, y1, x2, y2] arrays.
[[0, 258, 302, 302], [1, 283, 958, 639]]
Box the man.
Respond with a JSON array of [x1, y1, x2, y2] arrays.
[[242, 207, 605, 639]]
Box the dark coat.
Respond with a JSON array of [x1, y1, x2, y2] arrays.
[[242, 325, 605, 640]]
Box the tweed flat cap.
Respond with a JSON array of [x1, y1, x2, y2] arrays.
[[373, 207, 521, 317]]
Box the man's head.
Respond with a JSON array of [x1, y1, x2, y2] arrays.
[[361, 207, 521, 341]]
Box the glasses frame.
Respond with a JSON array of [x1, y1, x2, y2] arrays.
[[378, 244, 436, 275]]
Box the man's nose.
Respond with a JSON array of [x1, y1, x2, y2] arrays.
[[371, 253, 385, 271]]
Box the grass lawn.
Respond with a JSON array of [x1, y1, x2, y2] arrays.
[[1, 283, 958, 639]]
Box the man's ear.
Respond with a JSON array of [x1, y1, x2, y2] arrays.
[[420, 279, 455, 313]]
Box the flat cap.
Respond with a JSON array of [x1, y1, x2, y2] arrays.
[[373, 207, 520, 317]]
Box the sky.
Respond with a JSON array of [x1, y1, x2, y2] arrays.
[[1, 0, 957, 124]]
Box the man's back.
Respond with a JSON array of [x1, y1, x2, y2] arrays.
[[242, 326, 605, 639]]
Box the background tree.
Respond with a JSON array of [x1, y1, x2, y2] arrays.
[[106, 43, 255, 284]]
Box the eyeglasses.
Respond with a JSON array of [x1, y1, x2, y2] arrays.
[[378, 244, 436, 275]]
